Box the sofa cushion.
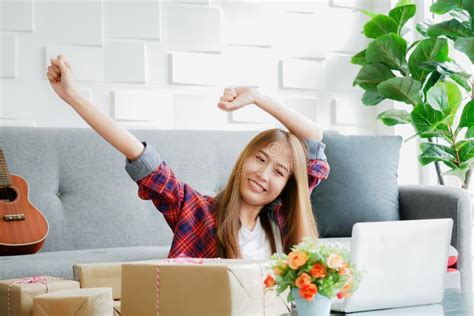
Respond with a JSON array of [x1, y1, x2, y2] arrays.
[[0, 246, 170, 280], [312, 133, 402, 237]]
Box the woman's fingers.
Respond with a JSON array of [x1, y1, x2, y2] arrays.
[[220, 95, 234, 102], [47, 67, 59, 80]]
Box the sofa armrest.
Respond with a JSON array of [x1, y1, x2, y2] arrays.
[[399, 184, 472, 294]]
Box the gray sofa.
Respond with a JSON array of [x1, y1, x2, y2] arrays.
[[0, 126, 471, 295]]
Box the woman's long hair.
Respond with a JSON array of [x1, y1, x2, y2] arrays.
[[214, 128, 319, 258]]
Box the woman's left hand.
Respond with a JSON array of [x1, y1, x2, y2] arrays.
[[217, 87, 260, 112]]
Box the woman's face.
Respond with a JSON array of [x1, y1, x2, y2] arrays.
[[239, 139, 293, 207]]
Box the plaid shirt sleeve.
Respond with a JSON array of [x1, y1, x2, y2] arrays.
[[124, 141, 207, 232], [304, 137, 330, 193]]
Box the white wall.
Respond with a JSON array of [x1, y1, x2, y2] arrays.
[[0, 0, 376, 132], [3, 0, 460, 188]]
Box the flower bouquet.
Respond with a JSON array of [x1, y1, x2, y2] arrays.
[[264, 238, 362, 316]]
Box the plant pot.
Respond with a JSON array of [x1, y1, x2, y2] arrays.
[[291, 288, 331, 316]]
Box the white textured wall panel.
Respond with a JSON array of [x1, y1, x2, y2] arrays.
[[167, 4, 221, 52], [170, 52, 221, 86], [273, 11, 326, 59], [113, 90, 173, 127], [146, 41, 166, 84], [173, 94, 228, 130], [104, 41, 146, 83], [104, 1, 160, 40], [331, 97, 374, 126], [327, 7, 369, 53], [1, 34, 17, 78], [35, 1, 102, 46], [282, 96, 319, 123], [45, 45, 103, 82], [330, 0, 373, 9], [221, 46, 274, 87], [0, 0, 34, 32], [221, 3, 273, 47], [326, 54, 359, 91], [281, 59, 325, 90]]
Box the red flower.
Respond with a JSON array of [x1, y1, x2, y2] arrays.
[[264, 275, 276, 288], [310, 263, 327, 278], [299, 283, 318, 301]]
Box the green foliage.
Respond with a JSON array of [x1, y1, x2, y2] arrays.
[[351, 0, 474, 186]]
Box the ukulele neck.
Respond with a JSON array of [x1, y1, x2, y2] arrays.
[[0, 149, 12, 188]]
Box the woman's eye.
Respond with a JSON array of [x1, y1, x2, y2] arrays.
[[256, 156, 265, 163], [276, 170, 284, 177]]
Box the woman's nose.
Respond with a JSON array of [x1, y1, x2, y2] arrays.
[[257, 165, 271, 181]]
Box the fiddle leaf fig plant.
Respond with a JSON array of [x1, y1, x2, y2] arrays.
[[351, 0, 473, 190]]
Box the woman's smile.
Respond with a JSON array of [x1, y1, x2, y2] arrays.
[[248, 178, 267, 193]]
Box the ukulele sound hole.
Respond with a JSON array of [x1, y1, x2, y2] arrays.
[[0, 187, 17, 202]]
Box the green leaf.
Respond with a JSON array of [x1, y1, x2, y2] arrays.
[[418, 142, 456, 166], [459, 100, 474, 127], [466, 126, 474, 138], [353, 63, 395, 91], [377, 77, 422, 105], [366, 33, 408, 73], [389, 4, 416, 34], [351, 50, 367, 65], [416, 21, 432, 36], [448, 9, 471, 23], [454, 37, 474, 63], [426, 81, 462, 117], [450, 73, 472, 93], [377, 109, 412, 126], [461, 0, 474, 16], [408, 37, 449, 82], [418, 60, 470, 78], [363, 15, 399, 39], [427, 19, 471, 38], [357, 9, 378, 18], [442, 166, 470, 182], [422, 71, 442, 96], [431, 0, 463, 14], [411, 103, 449, 133], [362, 90, 386, 106], [459, 140, 474, 162]]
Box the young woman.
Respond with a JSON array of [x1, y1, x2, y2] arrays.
[[46, 55, 330, 259]]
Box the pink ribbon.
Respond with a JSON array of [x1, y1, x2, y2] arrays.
[[8, 275, 60, 316]]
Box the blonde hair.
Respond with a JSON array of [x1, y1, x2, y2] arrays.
[[214, 128, 319, 258]]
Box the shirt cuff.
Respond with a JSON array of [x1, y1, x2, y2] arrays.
[[125, 141, 162, 182], [304, 138, 327, 161]]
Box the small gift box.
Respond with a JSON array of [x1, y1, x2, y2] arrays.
[[33, 287, 113, 316], [121, 258, 290, 316], [0, 276, 79, 316], [73, 262, 122, 300]]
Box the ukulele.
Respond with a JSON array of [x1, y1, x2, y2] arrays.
[[0, 148, 49, 255]]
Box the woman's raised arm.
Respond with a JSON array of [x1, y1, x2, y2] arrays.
[[47, 55, 144, 161]]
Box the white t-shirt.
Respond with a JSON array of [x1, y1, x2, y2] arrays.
[[238, 217, 272, 260]]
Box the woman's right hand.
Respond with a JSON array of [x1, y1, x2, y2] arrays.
[[46, 55, 78, 103]]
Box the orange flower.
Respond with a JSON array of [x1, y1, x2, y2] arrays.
[[295, 272, 312, 288], [299, 283, 318, 301], [310, 263, 327, 278], [264, 275, 276, 288], [288, 251, 308, 269]]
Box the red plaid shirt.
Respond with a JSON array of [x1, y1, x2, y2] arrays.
[[125, 138, 330, 258]]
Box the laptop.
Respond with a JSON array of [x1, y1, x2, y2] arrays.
[[331, 218, 453, 313]]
